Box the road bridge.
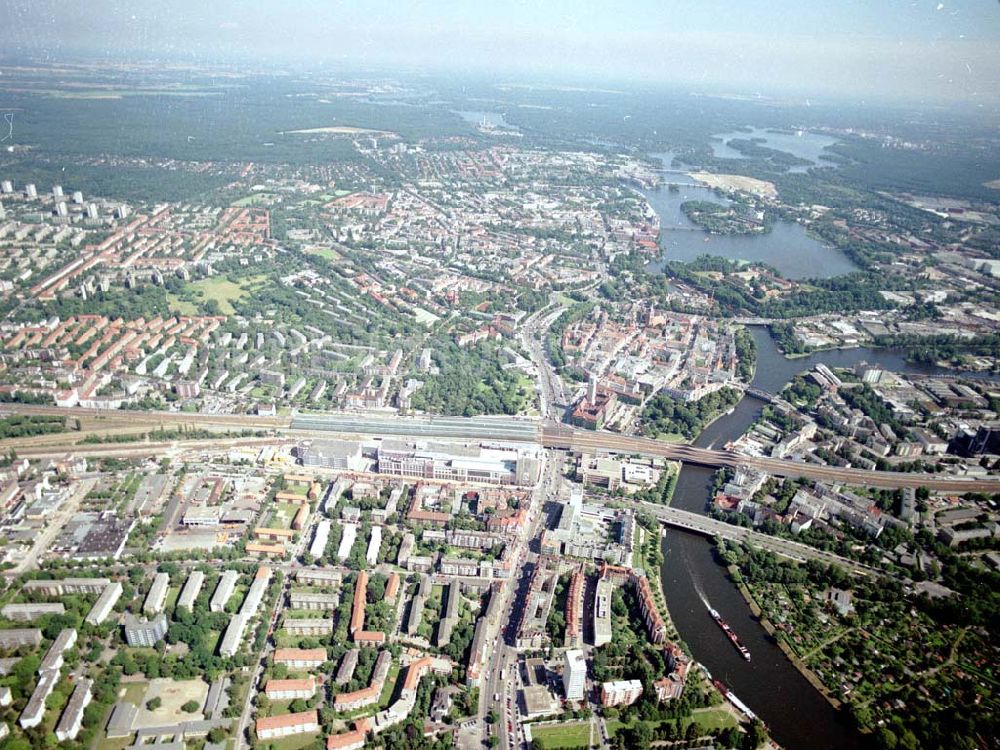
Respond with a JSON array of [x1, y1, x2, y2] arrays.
[[745, 387, 779, 403], [625, 501, 882, 577]]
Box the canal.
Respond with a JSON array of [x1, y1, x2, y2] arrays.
[[658, 327, 992, 750]]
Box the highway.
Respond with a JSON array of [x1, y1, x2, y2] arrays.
[[621, 499, 882, 578]]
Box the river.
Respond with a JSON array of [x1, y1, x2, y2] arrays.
[[658, 327, 990, 750]]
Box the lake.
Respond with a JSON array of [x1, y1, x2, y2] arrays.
[[710, 127, 842, 173], [640, 184, 859, 279]]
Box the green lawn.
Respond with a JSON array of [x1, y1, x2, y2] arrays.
[[531, 722, 596, 749], [305, 246, 341, 260], [232, 193, 279, 207], [651, 431, 687, 443], [266, 731, 322, 750], [94, 732, 133, 750], [269, 502, 300, 529], [167, 276, 262, 315], [120, 680, 148, 704], [377, 662, 401, 708], [689, 707, 739, 732], [606, 707, 738, 739]]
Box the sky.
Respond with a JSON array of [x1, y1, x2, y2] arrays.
[[1, 0, 998, 104]]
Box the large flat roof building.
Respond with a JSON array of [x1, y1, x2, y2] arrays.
[[123, 614, 167, 648], [299, 440, 364, 471], [219, 613, 249, 658], [564, 649, 586, 702], [177, 571, 205, 611], [377, 439, 540, 486], [600, 679, 642, 707], [593, 578, 613, 647], [23, 578, 110, 597], [55, 678, 93, 741], [210, 570, 239, 612], [284, 618, 333, 637], [19, 669, 58, 729], [0, 629, 42, 649], [2, 603, 65, 621], [309, 519, 331, 559], [86, 582, 123, 625], [335, 649, 359, 685], [39, 628, 77, 673], [143, 572, 169, 615], [366, 526, 382, 567], [295, 567, 343, 588]]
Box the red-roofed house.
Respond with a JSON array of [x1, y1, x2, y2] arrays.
[[256, 710, 319, 740]]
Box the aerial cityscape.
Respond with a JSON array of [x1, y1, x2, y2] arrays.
[[0, 2, 996, 750]]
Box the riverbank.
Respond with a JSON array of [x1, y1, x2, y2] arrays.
[[772, 340, 999, 375], [636, 524, 685, 646], [725, 562, 844, 712]]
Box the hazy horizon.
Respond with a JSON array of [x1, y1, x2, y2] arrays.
[[1, 0, 998, 107]]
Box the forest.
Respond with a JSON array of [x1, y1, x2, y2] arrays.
[[641, 387, 742, 440]]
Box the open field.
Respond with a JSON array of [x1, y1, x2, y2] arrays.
[[690, 171, 778, 199], [283, 126, 398, 136], [134, 678, 208, 728], [304, 245, 342, 260], [530, 722, 595, 748], [267, 732, 322, 750], [233, 193, 281, 207], [167, 276, 262, 315]]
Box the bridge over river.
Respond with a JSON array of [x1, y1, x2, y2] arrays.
[[623, 500, 881, 577]]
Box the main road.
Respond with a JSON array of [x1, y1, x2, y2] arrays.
[[620, 499, 881, 577], [474, 452, 557, 750]]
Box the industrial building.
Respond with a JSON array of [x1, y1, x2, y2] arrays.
[[299, 440, 365, 471], [377, 439, 540, 486]]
